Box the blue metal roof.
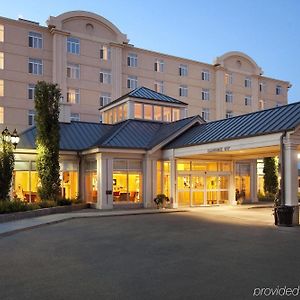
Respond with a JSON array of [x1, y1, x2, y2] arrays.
[[100, 86, 187, 110], [164, 102, 300, 149]]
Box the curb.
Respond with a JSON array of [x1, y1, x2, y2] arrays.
[[0, 209, 188, 238]]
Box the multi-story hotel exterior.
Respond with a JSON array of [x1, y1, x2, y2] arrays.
[[0, 10, 290, 132]]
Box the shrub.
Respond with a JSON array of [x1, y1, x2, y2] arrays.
[[257, 192, 276, 202], [38, 200, 56, 208], [56, 198, 72, 206], [0, 200, 29, 214]]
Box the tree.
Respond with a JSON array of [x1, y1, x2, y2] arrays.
[[263, 157, 278, 195], [0, 139, 14, 200], [35, 81, 61, 200]]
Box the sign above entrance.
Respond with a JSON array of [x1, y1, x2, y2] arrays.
[[207, 146, 231, 153]]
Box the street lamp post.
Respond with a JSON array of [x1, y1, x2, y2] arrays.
[[1, 127, 19, 149]]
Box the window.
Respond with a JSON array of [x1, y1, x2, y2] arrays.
[[259, 99, 264, 110], [172, 108, 180, 121], [154, 106, 162, 121], [28, 31, 42, 48], [67, 88, 80, 104], [28, 84, 35, 100], [179, 64, 188, 76], [225, 91, 233, 103], [127, 53, 137, 67], [28, 58, 43, 75], [100, 92, 111, 107], [0, 52, 3, 69], [134, 103, 142, 119], [201, 69, 210, 81], [225, 73, 233, 85], [201, 89, 210, 101], [67, 37, 80, 55], [99, 69, 112, 84], [226, 111, 233, 119], [0, 80, 3, 96], [144, 104, 153, 120], [67, 63, 80, 79], [201, 108, 210, 121], [259, 82, 266, 92], [245, 77, 251, 88], [245, 95, 252, 106], [100, 45, 111, 60], [127, 75, 138, 89], [163, 107, 171, 122], [28, 110, 35, 126], [179, 85, 188, 97], [276, 85, 282, 95], [154, 59, 164, 72], [70, 113, 80, 122], [0, 107, 3, 123], [154, 81, 164, 93], [0, 25, 4, 42]]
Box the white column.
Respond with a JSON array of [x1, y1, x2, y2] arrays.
[[250, 160, 258, 203], [143, 156, 153, 208], [215, 66, 225, 120], [96, 154, 113, 210], [170, 158, 177, 208], [283, 140, 299, 224]]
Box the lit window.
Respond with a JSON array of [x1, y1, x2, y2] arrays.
[[154, 81, 164, 93], [0, 25, 4, 42], [127, 53, 137, 67], [28, 84, 35, 100], [28, 58, 43, 75], [67, 37, 80, 55], [245, 77, 252, 88], [28, 110, 35, 126], [154, 106, 162, 121], [201, 88, 210, 101], [100, 92, 111, 107], [179, 85, 188, 97], [225, 73, 233, 85], [100, 45, 111, 60], [127, 76, 138, 89], [172, 108, 180, 121], [225, 91, 233, 103], [179, 64, 188, 76], [0, 80, 3, 97], [0, 107, 3, 124], [163, 107, 171, 122], [134, 103, 142, 119], [144, 104, 153, 120], [226, 111, 233, 119], [245, 95, 252, 106], [67, 88, 80, 104], [70, 113, 80, 122], [99, 69, 112, 84], [259, 99, 264, 110], [0, 52, 3, 69], [201, 69, 210, 81], [67, 63, 80, 79], [28, 31, 43, 48], [276, 85, 282, 95], [201, 108, 210, 121], [154, 59, 164, 72]]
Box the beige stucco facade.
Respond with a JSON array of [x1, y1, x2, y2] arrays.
[[0, 11, 290, 132]]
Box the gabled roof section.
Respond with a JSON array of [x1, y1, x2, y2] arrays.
[[18, 121, 113, 151], [165, 102, 300, 149], [100, 86, 187, 110]]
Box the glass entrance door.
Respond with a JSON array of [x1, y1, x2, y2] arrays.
[[177, 175, 191, 206], [191, 175, 204, 206]]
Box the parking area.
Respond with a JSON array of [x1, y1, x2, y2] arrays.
[[0, 207, 299, 300]]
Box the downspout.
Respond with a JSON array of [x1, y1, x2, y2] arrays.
[[280, 131, 287, 206]]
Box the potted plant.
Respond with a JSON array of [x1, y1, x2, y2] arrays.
[[154, 194, 169, 209], [274, 189, 294, 226]]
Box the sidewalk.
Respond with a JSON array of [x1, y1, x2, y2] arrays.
[[0, 208, 185, 237]]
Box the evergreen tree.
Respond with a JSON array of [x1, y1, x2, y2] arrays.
[[35, 81, 61, 200], [263, 157, 278, 195]]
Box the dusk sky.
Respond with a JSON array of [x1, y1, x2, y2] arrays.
[[2, 0, 299, 102]]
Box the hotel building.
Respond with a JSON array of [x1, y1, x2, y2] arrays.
[[0, 11, 290, 132]]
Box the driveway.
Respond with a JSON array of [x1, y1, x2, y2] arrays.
[[0, 208, 299, 300]]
